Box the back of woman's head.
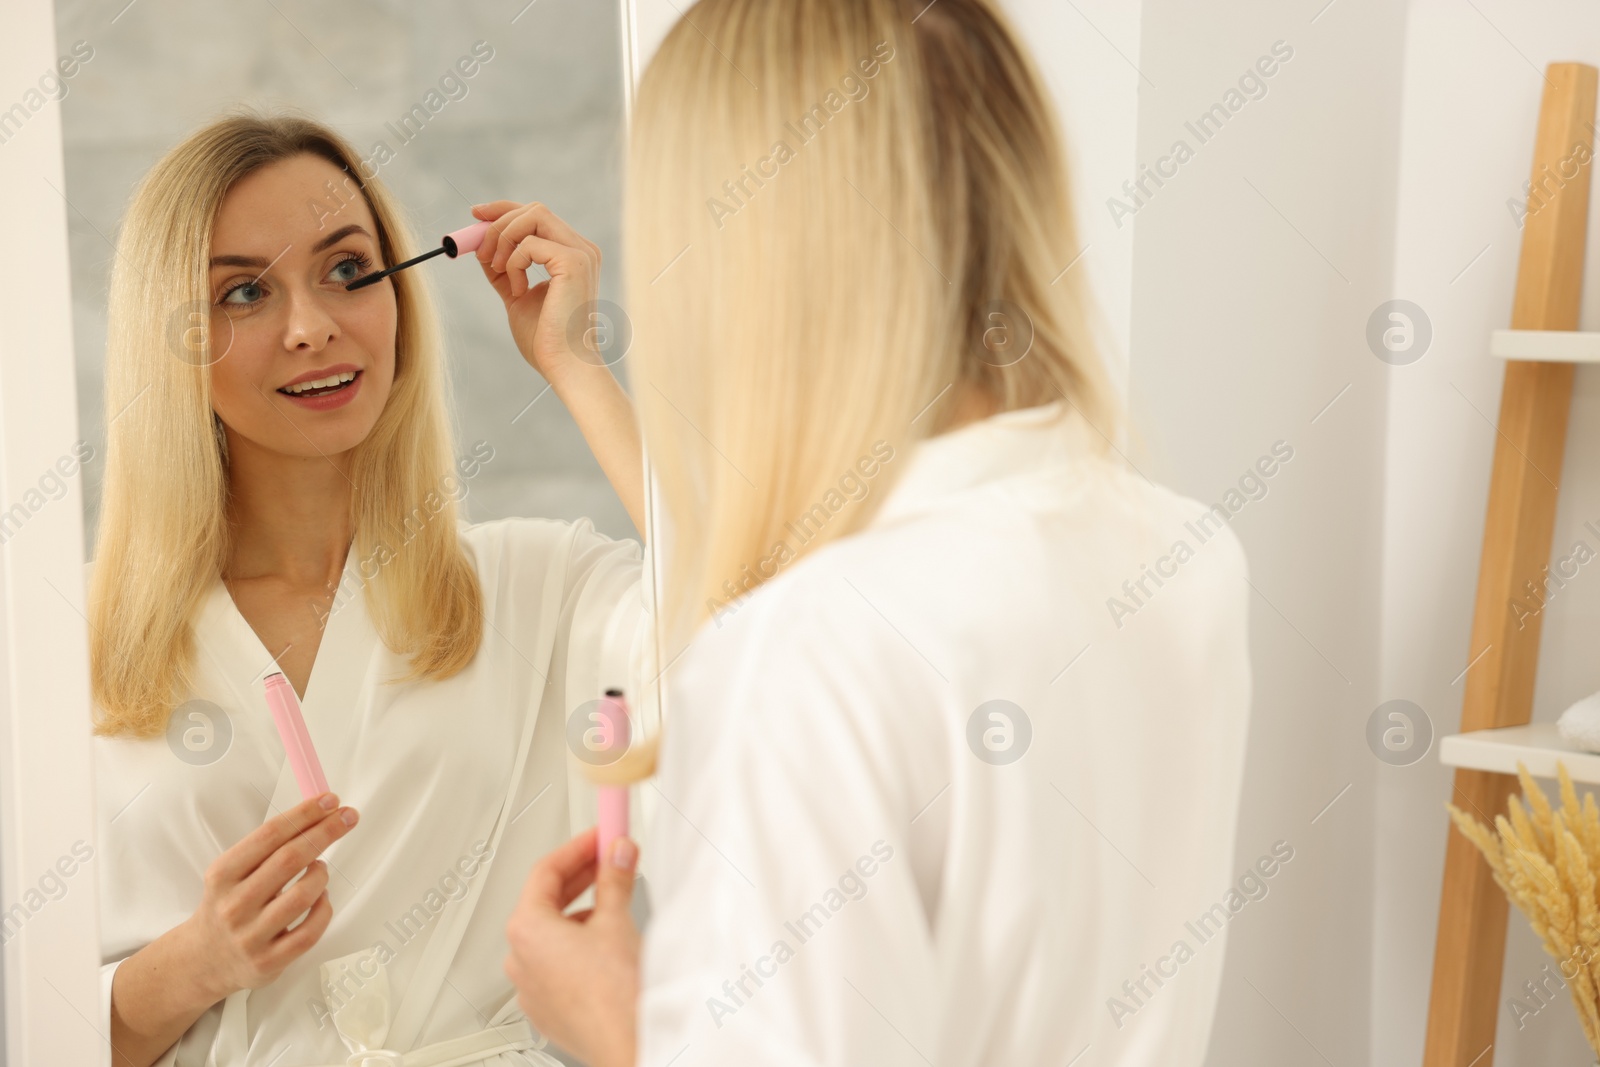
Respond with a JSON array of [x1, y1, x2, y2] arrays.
[[627, 0, 1123, 636]]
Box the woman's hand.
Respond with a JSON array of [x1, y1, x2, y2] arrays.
[[109, 793, 359, 1067], [471, 200, 606, 388], [505, 828, 641, 1067], [470, 199, 647, 536], [183, 792, 358, 999]]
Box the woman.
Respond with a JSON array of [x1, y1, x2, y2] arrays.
[[91, 113, 651, 1067], [504, 1, 1252, 1065]]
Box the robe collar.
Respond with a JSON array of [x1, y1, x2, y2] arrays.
[[869, 400, 1103, 529], [204, 542, 378, 815]]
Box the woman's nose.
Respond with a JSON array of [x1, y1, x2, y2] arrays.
[[281, 286, 340, 351]]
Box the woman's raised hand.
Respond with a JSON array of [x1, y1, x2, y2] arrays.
[[184, 793, 358, 1000], [471, 200, 605, 387], [469, 198, 646, 535]]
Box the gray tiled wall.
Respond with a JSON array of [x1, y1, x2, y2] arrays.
[[55, 0, 634, 549]]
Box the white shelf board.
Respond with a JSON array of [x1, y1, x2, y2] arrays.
[[1490, 329, 1600, 363], [1439, 723, 1600, 784]]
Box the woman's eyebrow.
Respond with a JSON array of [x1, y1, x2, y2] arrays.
[[310, 223, 372, 254], [209, 252, 270, 269], [209, 224, 374, 268]]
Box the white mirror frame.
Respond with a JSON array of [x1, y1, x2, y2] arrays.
[[0, 2, 653, 1061], [0, 1, 101, 1061]]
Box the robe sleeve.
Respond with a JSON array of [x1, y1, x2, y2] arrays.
[[99, 959, 119, 1067], [550, 517, 661, 882], [636, 578, 943, 1067]]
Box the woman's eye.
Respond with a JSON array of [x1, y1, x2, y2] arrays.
[[330, 255, 371, 283], [219, 282, 263, 306]]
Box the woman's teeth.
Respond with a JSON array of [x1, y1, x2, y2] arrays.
[[280, 371, 358, 396]]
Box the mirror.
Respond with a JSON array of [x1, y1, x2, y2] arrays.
[[42, 1, 653, 1063]]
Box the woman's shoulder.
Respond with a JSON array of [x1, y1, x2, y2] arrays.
[[689, 461, 1249, 684], [788, 459, 1245, 588], [457, 514, 637, 556], [455, 515, 643, 597], [1096, 465, 1252, 579]]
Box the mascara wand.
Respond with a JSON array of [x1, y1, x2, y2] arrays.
[[345, 220, 493, 291]]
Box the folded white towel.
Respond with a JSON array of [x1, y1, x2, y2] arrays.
[[1557, 690, 1600, 753]]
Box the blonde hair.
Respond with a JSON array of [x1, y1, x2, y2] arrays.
[[628, 0, 1123, 642], [91, 111, 483, 737]]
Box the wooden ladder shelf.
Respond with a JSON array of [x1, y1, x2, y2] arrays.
[[1423, 61, 1600, 1067]]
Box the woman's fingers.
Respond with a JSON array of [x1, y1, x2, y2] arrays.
[[185, 798, 354, 994], [264, 890, 334, 969], [471, 200, 521, 223], [472, 198, 616, 386], [503, 829, 642, 1067], [471, 200, 525, 272], [478, 202, 599, 277], [502, 234, 595, 302], [206, 794, 340, 888], [510, 205, 598, 268], [237, 806, 358, 912], [254, 859, 330, 940], [522, 828, 601, 912], [556, 860, 600, 912]]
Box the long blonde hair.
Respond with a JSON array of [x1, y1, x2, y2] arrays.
[[628, 0, 1123, 643], [91, 112, 483, 737]]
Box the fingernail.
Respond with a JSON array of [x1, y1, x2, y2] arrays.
[[340, 808, 359, 827], [319, 793, 339, 811], [611, 837, 637, 869]]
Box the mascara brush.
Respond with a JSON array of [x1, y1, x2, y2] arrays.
[[345, 220, 493, 291]]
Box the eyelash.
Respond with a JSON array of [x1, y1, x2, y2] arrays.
[[334, 251, 375, 279], [216, 251, 376, 305]]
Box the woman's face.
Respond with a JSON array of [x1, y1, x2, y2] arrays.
[[206, 153, 397, 461]]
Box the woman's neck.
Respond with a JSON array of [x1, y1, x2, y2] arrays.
[[942, 380, 998, 434], [222, 429, 356, 587]]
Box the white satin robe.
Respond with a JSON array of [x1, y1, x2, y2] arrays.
[[638, 401, 1254, 1066], [95, 517, 654, 1067]]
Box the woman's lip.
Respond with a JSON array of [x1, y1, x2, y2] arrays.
[[279, 370, 363, 412], [279, 363, 362, 389]]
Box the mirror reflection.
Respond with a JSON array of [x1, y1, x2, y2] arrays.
[[56, 3, 647, 1065]]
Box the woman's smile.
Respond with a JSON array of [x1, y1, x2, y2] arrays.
[[276, 364, 364, 411]]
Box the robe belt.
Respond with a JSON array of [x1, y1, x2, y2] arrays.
[[310, 1018, 558, 1067], [314, 945, 559, 1067]]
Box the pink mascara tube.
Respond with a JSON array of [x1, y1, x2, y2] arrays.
[[263, 671, 330, 800], [596, 689, 631, 865]]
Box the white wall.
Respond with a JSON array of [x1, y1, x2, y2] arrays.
[[1380, 2, 1600, 1063], [996, 0, 1141, 387], [1128, 0, 1408, 1063]]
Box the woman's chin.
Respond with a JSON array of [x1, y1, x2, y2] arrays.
[[222, 410, 380, 464], [292, 417, 381, 459]]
